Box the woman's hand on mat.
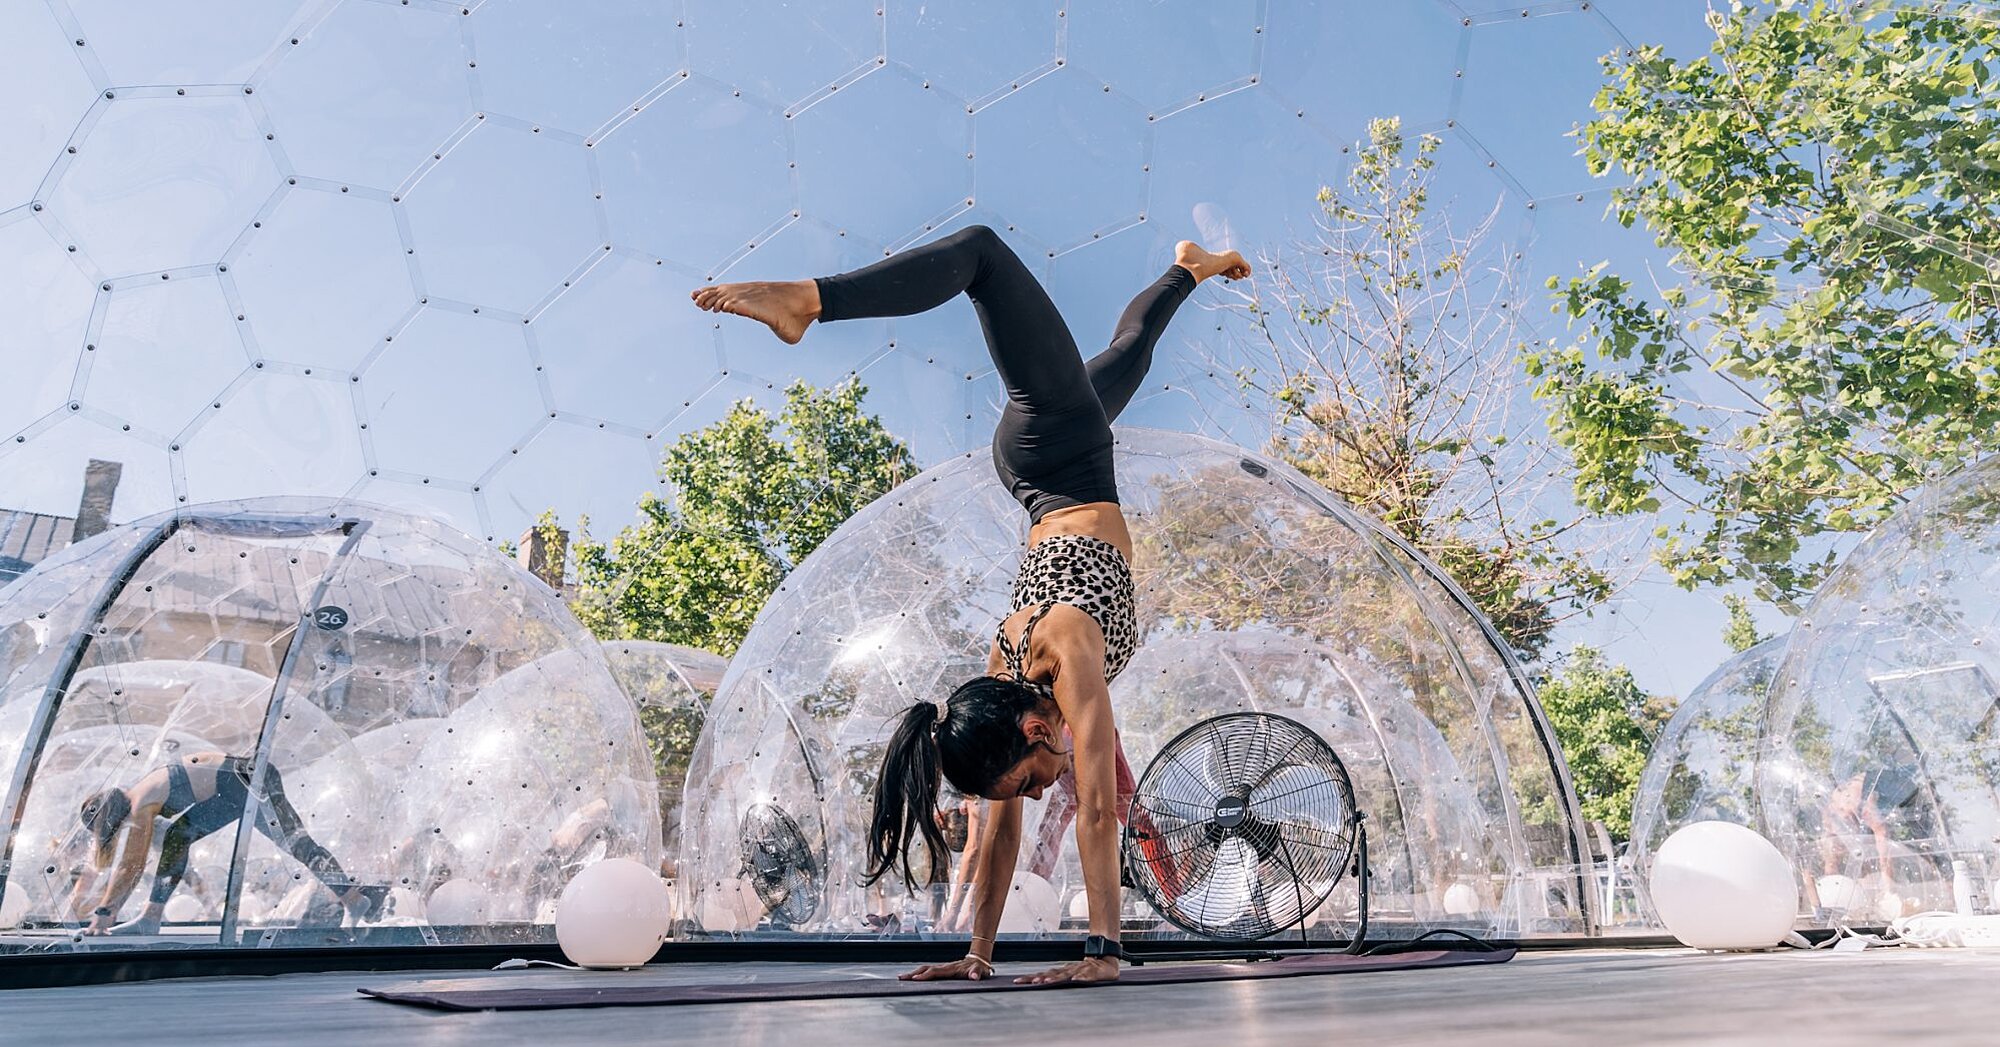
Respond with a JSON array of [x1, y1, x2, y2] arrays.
[[900, 956, 992, 982], [1014, 956, 1119, 985]]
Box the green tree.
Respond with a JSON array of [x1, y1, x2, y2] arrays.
[[1721, 593, 1768, 653], [1536, 646, 1668, 840], [1226, 117, 1617, 659], [564, 378, 918, 655], [1526, 0, 2000, 609]]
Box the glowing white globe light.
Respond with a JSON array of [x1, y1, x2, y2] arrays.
[[1067, 890, 1091, 921], [427, 879, 493, 926], [271, 882, 326, 925], [162, 894, 207, 924], [379, 887, 427, 926], [1650, 821, 1798, 951], [997, 872, 1060, 934], [555, 858, 672, 969], [1816, 873, 1862, 912], [234, 896, 270, 926], [0, 882, 29, 926]]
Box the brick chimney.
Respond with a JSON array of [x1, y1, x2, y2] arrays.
[[517, 523, 568, 590], [73, 459, 123, 540]]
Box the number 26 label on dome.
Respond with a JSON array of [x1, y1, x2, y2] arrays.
[[312, 605, 350, 631]]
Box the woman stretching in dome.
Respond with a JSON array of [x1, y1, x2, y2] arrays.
[[70, 751, 385, 934], [692, 225, 1248, 983]]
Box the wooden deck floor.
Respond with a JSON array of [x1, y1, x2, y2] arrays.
[[8, 946, 2000, 1046]]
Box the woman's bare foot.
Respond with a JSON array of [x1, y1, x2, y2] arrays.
[[689, 279, 822, 345], [1173, 241, 1252, 283]]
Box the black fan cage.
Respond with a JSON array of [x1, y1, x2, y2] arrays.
[[1124, 712, 1361, 940], [740, 802, 823, 927]]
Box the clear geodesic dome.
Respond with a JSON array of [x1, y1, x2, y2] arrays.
[[681, 428, 1592, 939], [0, 0, 1717, 548], [0, 497, 658, 952], [1756, 457, 2000, 921], [1628, 457, 2000, 930], [600, 639, 726, 871]]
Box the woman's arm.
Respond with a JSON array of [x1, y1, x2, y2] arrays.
[[944, 800, 987, 931], [1051, 638, 1119, 942], [87, 809, 158, 931], [906, 796, 1019, 980], [964, 796, 1021, 956], [64, 866, 101, 921], [1015, 627, 1121, 985]]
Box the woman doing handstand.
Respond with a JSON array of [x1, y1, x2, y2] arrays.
[[692, 224, 1248, 984]]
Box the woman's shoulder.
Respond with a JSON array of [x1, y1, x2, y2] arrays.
[[1026, 604, 1108, 660]]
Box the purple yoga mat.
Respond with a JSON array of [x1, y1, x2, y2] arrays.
[[358, 947, 1513, 1012]]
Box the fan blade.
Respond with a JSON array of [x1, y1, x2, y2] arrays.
[[1159, 739, 1229, 802], [1129, 789, 1212, 829], [1243, 731, 1315, 792]]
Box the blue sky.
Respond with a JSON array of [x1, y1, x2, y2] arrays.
[[0, 0, 1786, 697]]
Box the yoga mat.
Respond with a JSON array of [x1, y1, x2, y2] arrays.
[[359, 947, 1513, 1012]]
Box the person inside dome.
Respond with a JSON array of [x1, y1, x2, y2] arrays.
[[692, 225, 1249, 983], [1815, 764, 1935, 905], [68, 751, 386, 934]]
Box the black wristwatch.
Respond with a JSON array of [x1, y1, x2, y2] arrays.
[[1083, 934, 1122, 960]]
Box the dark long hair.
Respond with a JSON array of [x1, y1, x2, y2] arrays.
[[863, 675, 1051, 889], [79, 789, 131, 867]]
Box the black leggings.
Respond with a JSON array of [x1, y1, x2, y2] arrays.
[[150, 759, 351, 906], [813, 225, 1196, 521]]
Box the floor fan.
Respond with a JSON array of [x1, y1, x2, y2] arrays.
[[1123, 712, 1369, 953], [740, 802, 823, 928]]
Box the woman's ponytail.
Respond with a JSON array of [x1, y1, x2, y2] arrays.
[[864, 700, 951, 890]]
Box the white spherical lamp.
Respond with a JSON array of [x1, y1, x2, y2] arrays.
[[1815, 873, 1861, 912], [0, 881, 29, 926], [555, 858, 672, 969], [1650, 821, 1798, 950], [379, 887, 426, 926], [997, 871, 1060, 934], [162, 894, 206, 923], [1442, 882, 1480, 916], [426, 879, 493, 926]]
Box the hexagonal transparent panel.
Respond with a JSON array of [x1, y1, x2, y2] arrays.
[[0, 498, 657, 952], [46, 94, 283, 278], [681, 429, 1590, 940]]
